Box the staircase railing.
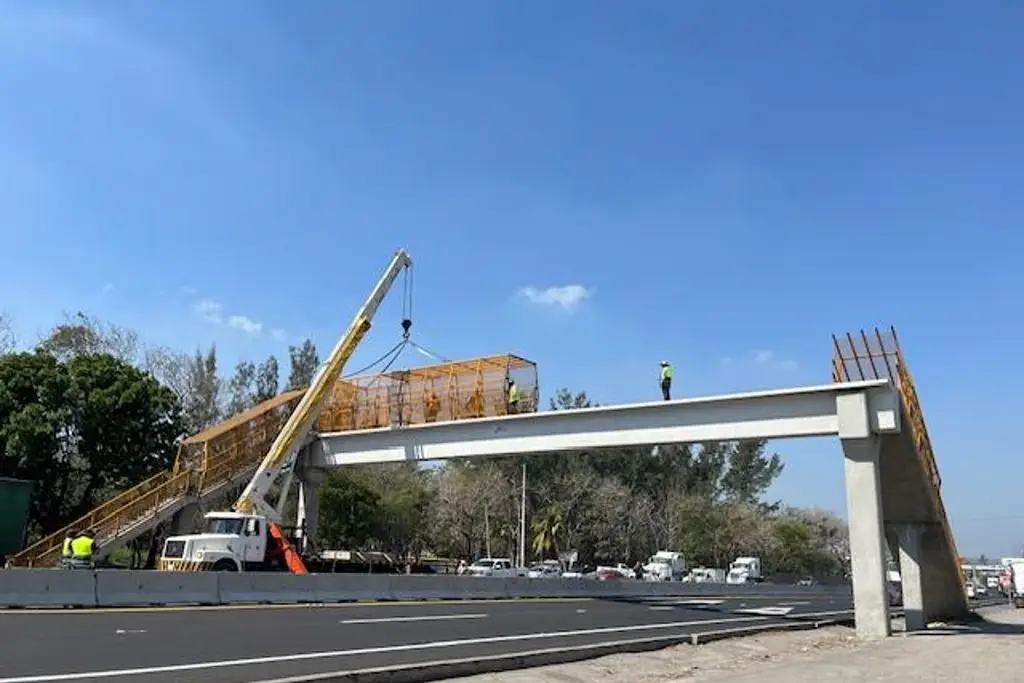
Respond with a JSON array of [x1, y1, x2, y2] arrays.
[[9, 390, 306, 568]]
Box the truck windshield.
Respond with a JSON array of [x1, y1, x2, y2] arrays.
[[204, 517, 244, 535]]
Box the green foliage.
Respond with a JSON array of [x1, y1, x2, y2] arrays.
[[0, 350, 183, 536], [318, 470, 380, 549]]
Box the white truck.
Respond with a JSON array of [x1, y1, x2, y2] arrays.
[[687, 567, 726, 583], [160, 249, 414, 573], [467, 558, 521, 578], [643, 551, 687, 581], [726, 556, 763, 584], [1009, 561, 1024, 608]]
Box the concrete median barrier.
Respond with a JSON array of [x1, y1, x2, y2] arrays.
[[217, 572, 320, 604], [0, 568, 97, 608], [0, 568, 852, 609], [95, 569, 219, 606]]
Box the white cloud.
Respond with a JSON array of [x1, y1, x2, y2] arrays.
[[519, 285, 592, 310], [228, 315, 262, 335], [100, 282, 114, 294], [193, 299, 222, 324], [189, 297, 280, 338], [180, 286, 197, 296]]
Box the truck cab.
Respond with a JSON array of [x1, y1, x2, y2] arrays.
[[726, 556, 763, 584], [160, 512, 271, 572], [643, 551, 686, 581]]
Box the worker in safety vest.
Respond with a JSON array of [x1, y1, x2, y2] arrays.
[[659, 361, 673, 400], [61, 529, 77, 569], [69, 529, 97, 569], [507, 377, 522, 414]]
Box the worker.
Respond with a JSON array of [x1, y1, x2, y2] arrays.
[[69, 529, 97, 569], [61, 529, 77, 569], [507, 377, 521, 414], [659, 361, 674, 400]]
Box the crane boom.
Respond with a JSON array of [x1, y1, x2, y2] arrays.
[[234, 248, 413, 518]]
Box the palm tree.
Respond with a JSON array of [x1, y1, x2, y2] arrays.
[[531, 507, 563, 560]]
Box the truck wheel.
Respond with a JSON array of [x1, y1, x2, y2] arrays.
[[212, 559, 238, 572]]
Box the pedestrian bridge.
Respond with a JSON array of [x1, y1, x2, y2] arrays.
[[9, 328, 964, 640]]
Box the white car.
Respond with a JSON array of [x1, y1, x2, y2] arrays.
[[527, 563, 562, 579]]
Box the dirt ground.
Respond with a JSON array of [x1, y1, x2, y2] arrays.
[[455, 606, 1024, 682]]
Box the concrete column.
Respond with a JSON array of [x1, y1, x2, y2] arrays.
[[842, 435, 891, 638], [296, 468, 326, 553], [837, 391, 891, 640], [895, 523, 927, 631]]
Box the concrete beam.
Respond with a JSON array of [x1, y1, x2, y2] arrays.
[[316, 380, 898, 466]]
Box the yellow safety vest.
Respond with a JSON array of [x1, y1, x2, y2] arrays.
[[661, 365, 674, 381], [508, 384, 521, 402], [70, 536, 95, 559], [62, 538, 73, 558]]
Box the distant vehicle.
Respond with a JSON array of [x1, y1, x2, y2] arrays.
[[797, 576, 816, 587], [727, 556, 763, 584], [596, 567, 628, 581], [644, 551, 687, 581], [467, 558, 518, 578], [527, 561, 562, 579]]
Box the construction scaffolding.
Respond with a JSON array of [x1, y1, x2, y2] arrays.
[[317, 354, 539, 432]]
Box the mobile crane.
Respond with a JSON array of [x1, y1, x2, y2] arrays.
[[159, 249, 413, 573]]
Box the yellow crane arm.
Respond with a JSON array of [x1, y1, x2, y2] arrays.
[[234, 248, 413, 518]]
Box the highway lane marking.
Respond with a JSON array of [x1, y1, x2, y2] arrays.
[[0, 597, 591, 616], [113, 630, 146, 635], [340, 613, 487, 624], [736, 606, 793, 616], [0, 593, 841, 616], [0, 615, 771, 682]]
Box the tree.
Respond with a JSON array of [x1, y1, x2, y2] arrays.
[[254, 356, 279, 403], [721, 440, 784, 504], [318, 470, 380, 549], [226, 361, 256, 416], [65, 353, 183, 504], [0, 312, 14, 353], [0, 350, 183, 536], [39, 312, 139, 363], [287, 340, 319, 390], [180, 345, 221, 434]]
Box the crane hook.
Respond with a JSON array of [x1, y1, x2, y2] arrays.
[[401, 318, 412, 339]]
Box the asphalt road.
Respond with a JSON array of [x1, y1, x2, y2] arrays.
[[0, 593, 852, 683]]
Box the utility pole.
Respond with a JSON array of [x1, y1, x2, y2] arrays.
[[519, 461, 527, 568], [484, 501, 491, 558]]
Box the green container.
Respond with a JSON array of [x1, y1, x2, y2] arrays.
[[0, 477, 33, 556]]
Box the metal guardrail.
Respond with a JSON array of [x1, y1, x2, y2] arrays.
[[0, 569, 852, 609]]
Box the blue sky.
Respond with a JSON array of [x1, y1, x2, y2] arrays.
[[1, 1, 1021, 557]]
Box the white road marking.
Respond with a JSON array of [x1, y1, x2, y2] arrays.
[[778, 601, 810, 606], [575, 609, 588, 614], [736, 606, 793, 616], [340, 613, 487, 625], [670, 599, 725, 606], [0, 615, 770, 682], [648, 606, 675, 611], [113, 630, 146, 635]]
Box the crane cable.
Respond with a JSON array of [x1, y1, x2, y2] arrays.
[[339, 264, 453, 423]]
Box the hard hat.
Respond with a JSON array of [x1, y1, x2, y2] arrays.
[[660, 360, 668, 366]]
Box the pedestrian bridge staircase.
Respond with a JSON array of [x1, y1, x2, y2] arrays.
[[10, 354, 537, 568], [832, 327, 968, 620], [10, 390, 306, 568]]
